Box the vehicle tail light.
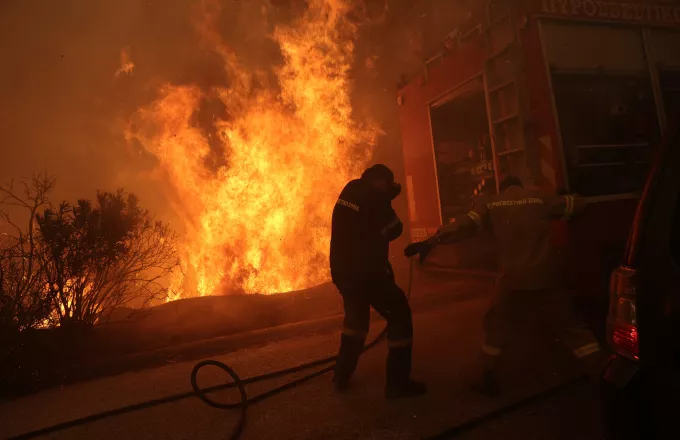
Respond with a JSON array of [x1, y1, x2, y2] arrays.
[[607, 265, 639, 360]]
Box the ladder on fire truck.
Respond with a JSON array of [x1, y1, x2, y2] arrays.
[[482, 0, 533, 191]]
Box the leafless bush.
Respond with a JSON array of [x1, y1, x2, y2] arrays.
[[0, 174, 55, 332]]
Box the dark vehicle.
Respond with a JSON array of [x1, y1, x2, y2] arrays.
[[601, 125, 680, 439]]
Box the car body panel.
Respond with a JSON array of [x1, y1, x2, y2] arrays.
[[601, 125, 680, 438]]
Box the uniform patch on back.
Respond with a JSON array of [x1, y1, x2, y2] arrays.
[[337, 198, 360, 212], [487, 198, 544, 209]]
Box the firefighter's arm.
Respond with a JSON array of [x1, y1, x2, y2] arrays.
[[434, 209, 485, 244], [379, 207, 403, 242], [363, 196, 402, 241], [547, 194, 588, 220], [436, 196, 489, 242], [404, 206, 487, 261]]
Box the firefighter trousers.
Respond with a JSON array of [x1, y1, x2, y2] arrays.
[[480, 285, 604, 374], [333, 278, 413, 387]]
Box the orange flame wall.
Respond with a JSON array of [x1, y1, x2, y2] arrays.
[[126, 0, 379, 299]]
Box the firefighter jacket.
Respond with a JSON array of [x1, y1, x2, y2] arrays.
[[435, 185, 586, 291], [330, 179, 403, 283]]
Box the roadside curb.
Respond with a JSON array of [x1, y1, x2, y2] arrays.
[[5, 278, 494, 399]]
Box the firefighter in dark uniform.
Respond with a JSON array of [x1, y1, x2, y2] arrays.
[[405, 175, 606, 396], [330, 164, 427, 399]]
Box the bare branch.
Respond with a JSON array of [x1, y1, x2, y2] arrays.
[[0, 173, 55, 331]]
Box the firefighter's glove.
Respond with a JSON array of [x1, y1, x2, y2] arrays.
[[404, 238, 437, 263]]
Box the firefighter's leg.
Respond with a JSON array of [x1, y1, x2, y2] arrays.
[[333, 290, 370, 390], [480, 287, 515, 371], [369, 281, 426, 399], [547, 288, 608, 377], [475, 286, 517, 396]]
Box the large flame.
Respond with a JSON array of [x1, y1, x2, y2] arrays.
[[126, 0, 378, 299]]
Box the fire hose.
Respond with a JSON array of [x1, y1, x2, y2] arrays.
[[7, 258, 587, 440], [8, 261, 413, 440]]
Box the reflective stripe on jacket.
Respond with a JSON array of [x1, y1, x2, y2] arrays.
[[436, 186, 586, 290]]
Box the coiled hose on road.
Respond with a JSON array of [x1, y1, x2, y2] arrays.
[[9, 259, 587, 440], [187, 260, 411, 440], [8, 262, 412, 440]]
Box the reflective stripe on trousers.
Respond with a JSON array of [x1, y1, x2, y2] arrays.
[[341, 327, 368, 338]]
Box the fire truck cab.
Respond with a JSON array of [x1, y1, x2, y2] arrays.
[[398, 0, 680, 296]]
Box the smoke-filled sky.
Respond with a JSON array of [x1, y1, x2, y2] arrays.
[[0, 0, 469, 272]]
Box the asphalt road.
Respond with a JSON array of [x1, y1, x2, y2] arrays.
[[0, 283, 606, 440]]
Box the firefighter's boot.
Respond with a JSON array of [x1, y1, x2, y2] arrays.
[[333, 334, 364, 392], [384, 345, 427, 399], [472, 369, 501, 397]]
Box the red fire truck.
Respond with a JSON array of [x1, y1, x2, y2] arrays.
[[397, 0, 680, 295]]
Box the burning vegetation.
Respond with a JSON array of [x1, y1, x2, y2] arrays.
[[0, 174, 179, 331], [126, 0, 380, 299]]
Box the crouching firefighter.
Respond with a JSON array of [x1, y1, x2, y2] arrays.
[[405, 176, 607, 396], [330, 164, 427, 399]]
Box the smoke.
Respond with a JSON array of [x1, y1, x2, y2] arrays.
[[0, 0, 179, 216]]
